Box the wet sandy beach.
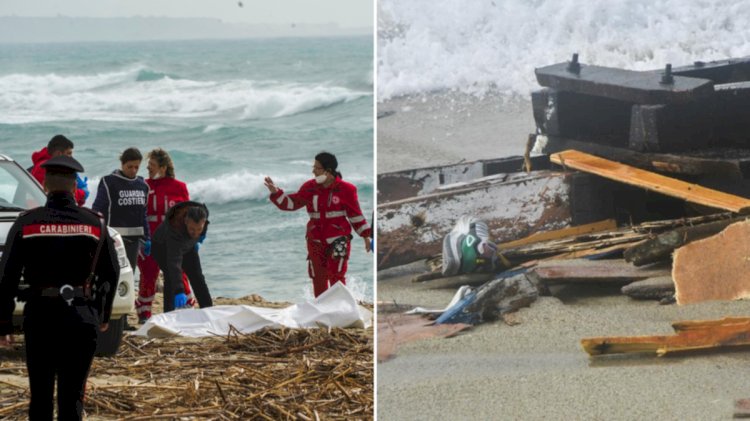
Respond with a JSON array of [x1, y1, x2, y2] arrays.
[[377, 272, 750, 421]]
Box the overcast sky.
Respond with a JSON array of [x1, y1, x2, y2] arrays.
[[0, 0, 373, 28]]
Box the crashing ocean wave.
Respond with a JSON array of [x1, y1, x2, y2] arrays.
[[378, 0, 750, 100], [0, 65, 371, 123]]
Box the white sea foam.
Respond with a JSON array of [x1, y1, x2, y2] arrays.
[[188, 170, 373, 205], [0, 67, 371, 124], [378, 0, 750, 100]]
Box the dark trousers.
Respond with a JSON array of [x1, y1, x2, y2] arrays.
[[153, 247, 213, 312], [121, 236, 140, 272], [23, 298, 98, 421]]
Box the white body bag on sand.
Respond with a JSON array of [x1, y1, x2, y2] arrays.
[[132, 282, 372, 338]]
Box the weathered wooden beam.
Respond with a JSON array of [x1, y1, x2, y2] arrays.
[[659, 56, 750, 85], [623, 215, 746, 266], [550, 149, 750, 213], [581, 317, 750, 356], [377, 156, 550, 203], [541, 135, 745, 179], [530, 89, 632, 146], [628, 87, 750, 153], [673, 220, 750, 305], [535, 62, 714, 104], [531, 259, 669, 284]]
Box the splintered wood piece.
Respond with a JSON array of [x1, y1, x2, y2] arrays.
[[673, 220, 750, 305], [550, 149, 750, 213], [581, 316, 750, 356], [377, 314, 470, 362], [624, 215, 746, 266], [497, 219, 618, 250]]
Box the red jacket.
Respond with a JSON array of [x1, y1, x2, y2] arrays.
[[30, 147, 87, 206], [145, 177, 190, 233], [270, 177, 371, 244]]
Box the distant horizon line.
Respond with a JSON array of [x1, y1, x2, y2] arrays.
[[0, 14, 373, 30]]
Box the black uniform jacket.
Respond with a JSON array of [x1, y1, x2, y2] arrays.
[[152, 201, 208, 295], [0, 192, 119, 335]]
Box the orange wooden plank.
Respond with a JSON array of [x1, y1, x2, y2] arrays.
[[581, 317, 750, 356], [497, 219, 617, 250], [550, 149, 750, 213]]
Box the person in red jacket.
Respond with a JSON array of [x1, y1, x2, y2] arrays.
[[30, 135, 89, 206], [135, 148, 198, 322], [264, 151, 372, 297]]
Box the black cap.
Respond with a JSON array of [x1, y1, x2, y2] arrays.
[[40, 155, 84, 174]]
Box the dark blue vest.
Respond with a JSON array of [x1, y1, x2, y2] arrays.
[[97, 171, 149, 237]]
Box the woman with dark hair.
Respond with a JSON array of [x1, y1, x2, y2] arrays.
[[264, 151, 372, 297], [134, 148, 198, 322], [92, 147, 150, 271]]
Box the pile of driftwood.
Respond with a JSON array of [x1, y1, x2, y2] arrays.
[[0, 326, 373, 420]]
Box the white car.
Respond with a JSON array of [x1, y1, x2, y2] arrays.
[[0, 154, 134, 356]]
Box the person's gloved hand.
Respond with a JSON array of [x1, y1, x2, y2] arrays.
[[142, 240, 151, 256], [194, 233, 206, 252], [76, 174, 90, 200], [174, 293, 188, 309]]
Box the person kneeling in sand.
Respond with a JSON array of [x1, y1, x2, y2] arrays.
[[151, 201, 214, 312]]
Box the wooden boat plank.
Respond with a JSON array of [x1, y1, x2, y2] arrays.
[[550, 149, 750, 213]]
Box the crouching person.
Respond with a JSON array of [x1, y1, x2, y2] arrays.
[[151, 201, 213, 312]]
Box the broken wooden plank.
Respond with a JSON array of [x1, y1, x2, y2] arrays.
[[550, 149, 750, 213], [535, 62, 714, 104], [540, 135, 746, 180], [377, 314, 470, 362], [621, 276, 674, 300], [582, 317, 750, 356], [624, 215, 746, 266], [531, 259, 669, 284], [673, 220, 750, 305], [497, 219, 617, 250]]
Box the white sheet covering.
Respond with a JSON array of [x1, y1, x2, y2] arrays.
[[131, 282, 372, 338]]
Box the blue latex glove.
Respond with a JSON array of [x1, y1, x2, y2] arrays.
[[174, 293, 188, 309], [76, 174, 90, 200], [142, 239, 151, 256], [194, 233, 206, 252]]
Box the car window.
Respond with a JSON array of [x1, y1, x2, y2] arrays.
[[0, 162, 46, 209]]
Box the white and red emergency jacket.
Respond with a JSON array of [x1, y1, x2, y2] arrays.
[[145, 177, 190, 234], [270, 177, 371, 244]]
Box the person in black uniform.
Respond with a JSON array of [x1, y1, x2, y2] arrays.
[[92, 147, 151, 269], [0, 155, 119, 421], [151, 201, 213, 312]]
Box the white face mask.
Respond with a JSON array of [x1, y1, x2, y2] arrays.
[[315, 174, 328, 184]]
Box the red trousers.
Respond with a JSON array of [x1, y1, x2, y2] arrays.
[[135, 254, 196, 320], [307, 239, 351, 297]]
